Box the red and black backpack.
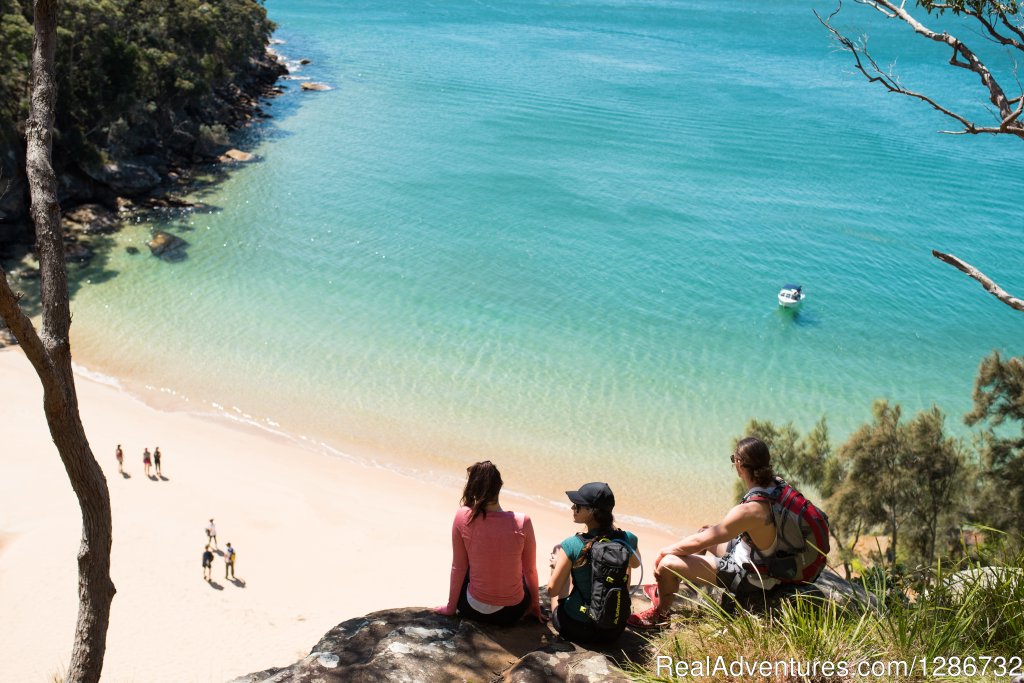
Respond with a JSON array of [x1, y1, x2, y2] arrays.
[[741, 477, 830, 584]]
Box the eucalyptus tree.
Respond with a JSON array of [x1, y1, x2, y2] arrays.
[[966, 351, 1024, 535], [0, 1, 114, 681], [903, 406, 966, 565]]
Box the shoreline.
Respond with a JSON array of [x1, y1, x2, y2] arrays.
[[0, 347, 683, 682], [64, 344, 710, 539]]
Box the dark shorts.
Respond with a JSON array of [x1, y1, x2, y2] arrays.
[[456, 574, 530, 626], [551, 602, 624, 644]]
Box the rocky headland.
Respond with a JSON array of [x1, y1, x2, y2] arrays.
[[0, 47, 286, 260]]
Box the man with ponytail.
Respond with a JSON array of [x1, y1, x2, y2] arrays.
[[629, 437, 828, 629]]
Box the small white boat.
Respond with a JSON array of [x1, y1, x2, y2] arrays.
[[778, 284, 804, 308]]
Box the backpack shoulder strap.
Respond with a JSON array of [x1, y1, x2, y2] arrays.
[[741, 477, 785, 504]]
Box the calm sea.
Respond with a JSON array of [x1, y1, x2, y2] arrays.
[[61, 0, 1024, 530]]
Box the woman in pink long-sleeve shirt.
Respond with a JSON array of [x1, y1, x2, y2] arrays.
[[435, 461, 542, 625]]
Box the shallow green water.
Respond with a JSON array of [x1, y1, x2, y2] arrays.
[[61, 0, 1024, 529]]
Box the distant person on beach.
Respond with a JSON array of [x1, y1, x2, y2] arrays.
[[153, 447, 162, 476], [202, 545, 214, 581], [435, 460, 542, 625], [115, 444, 124, 474], [548, 482, 640, 644], [206, 519, 218, 550], [224, 543, 236, 579], [143, 447, 152, 477]]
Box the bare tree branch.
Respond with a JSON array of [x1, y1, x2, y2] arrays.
[[975, 11, 1024, 50], [0, 268, 53, 374], [932, 250, 1024, 311], [818, 1, 1024, 139]]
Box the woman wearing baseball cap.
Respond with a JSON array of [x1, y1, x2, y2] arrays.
[[548, 482, 640, 643]]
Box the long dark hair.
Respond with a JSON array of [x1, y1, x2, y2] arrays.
[[461, 460, 503, 522], [734, 437, 775, 487]]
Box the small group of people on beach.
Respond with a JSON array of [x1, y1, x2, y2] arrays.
[[436, 437, 827, 643], [201, 518, 237, 582], [114, 443, 163, 478]]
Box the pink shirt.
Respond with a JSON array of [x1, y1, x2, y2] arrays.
[[445, 506, 540, 615]]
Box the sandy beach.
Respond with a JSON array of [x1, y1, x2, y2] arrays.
[[0, 347, 680, 682]]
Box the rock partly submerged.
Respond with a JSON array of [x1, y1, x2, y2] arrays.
[[147, 231, 189, 260], [221, 149, 256, 163]]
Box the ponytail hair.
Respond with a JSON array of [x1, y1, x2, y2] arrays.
[[461, 460, 503, 522], [734, 437, 775, 487], [572, 508, 618, 568]]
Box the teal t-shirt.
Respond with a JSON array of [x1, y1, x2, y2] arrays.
[[560, 529, 639, 622]]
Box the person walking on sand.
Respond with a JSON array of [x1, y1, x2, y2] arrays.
[[206, 519, 218, 550], [202, 545, 214, 581], [143, 447, 152, 477], [115, 444, 124, 474], [153, 446, 162, 477], [224, 542, 236, 579]]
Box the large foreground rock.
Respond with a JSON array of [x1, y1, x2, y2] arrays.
[[235, 571, 870, 683], [231, 606, 656, 683]]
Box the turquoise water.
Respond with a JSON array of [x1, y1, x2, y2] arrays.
[[64, 0, 1024, 528]]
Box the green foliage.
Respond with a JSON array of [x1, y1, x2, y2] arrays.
[[632, 541, 1024, 683], [917, 0, 1020, 15], [0, 0, 275, 155], [739, 417, 831, 492], [966, 352, 1024, 534], [0, 0, 32, 133]]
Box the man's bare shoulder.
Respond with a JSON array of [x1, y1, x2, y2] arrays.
[[728, 500, 773, 528]]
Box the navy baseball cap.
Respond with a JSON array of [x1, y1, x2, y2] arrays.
[[565, 482, 615, 511]]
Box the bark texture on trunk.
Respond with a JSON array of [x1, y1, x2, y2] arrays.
[[0, 2, 116, 682]]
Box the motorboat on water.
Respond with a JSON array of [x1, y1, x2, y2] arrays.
[[778, 284, 804, 308]]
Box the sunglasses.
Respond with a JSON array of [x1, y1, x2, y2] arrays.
[[729, 454, 738, 464], [571, 503, 590, 512]]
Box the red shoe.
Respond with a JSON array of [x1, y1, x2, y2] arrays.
[[627, 605, 668, 630]]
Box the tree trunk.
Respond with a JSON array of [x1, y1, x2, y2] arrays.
[[0, 1, 116, 681]]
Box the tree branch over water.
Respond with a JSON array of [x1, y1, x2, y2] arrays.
[[816, 0, 1024, 140], [932, 251, 1024, 311]]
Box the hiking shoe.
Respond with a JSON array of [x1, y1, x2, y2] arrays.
[[627, 605, 668, 630]]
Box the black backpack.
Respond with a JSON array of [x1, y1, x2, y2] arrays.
[[576, 529, 634, 628]]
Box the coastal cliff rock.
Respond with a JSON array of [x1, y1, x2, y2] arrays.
[[231, 606, 647, 683], [0, 45, 287, 254], [235, 571, 868, 683], [62, 204, 120, 235]]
